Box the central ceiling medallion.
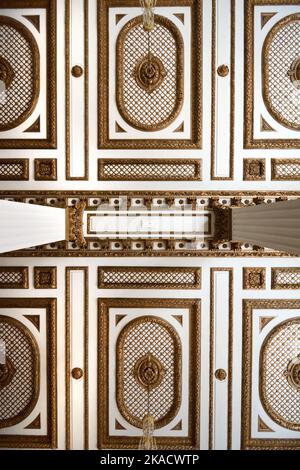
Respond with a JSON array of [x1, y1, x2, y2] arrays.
[[288, 57, 300, 89], [133, 353, 165, 390], [284, 354, 300, 391], [134, 53, 166, 93], [0, 357, 16, 388]]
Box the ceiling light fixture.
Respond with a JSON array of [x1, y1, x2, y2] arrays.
[[140, 0, 157, 32]]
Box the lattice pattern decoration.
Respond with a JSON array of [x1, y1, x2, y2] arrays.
[[119, 20, 178, 130], [0, 161, 26, 178], [119, 318, 176, 427], [0, 268, 28, 289], [0, 271, 22, 285], [261, 319, 300, 430], [0, 21, 35, 130], [0, 317, 37, 425], [265, 18, 300, 129], [99, 267, 200, 289], [99, 160, 201, 181], [272, 268, 300, 289], [271, 160, 300, 180]]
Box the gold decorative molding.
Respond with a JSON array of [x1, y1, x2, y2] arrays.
[[116, 315, 182, 429], [34, 159, 57, 181], [115, 122, 126, 133], [244, 1, 300, 149], [65, 267, 89, 450], [116, 15, 183, 132], [259, 316, 275, 332], [0, 191, 299, 258], [65, 0, 89, 180], [242, 299, 300, 450], [98, 298, 200, 449], [25, 414, 41, 430], [211, 0, 235, 180], [258, 416, 274, 433], [23, 15, 40, 32], [271, 159, 300, 181], [98, 159, 202, 181], [0, 1, 57, 149], [260, 116, 275, 132], [98, 266, 201, 289], [0, 315, 39, 429], [0, 267, 28, 289], [262, 13, 300, 132], [0, 16, 39, 132], [34, 267, 57, 289], [0, 298, 57, 449], [66, 200, 86, 248], [272, 267, 300, 289], [260, 317, 300, 431], [98, 0, 202, 149], [0, 159, 29, 181], [24, 314, 40, 331], [243, 267, 266, 289], [24, 116, 41, 133], [174, 13, 184, 24], [243, 159, 266, 181], [209, 268, 233, 450], [213, 206, 231, 242], [261, 12, 276, 29]]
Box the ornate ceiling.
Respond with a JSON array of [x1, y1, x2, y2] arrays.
[[0, 0, 300, 451]]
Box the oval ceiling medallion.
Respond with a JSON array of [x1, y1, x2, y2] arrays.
[[262, 14, 300, 131], [0, 315, 39, 429], [260, 318, 300, 431], [116, 15, 184, 132], [0, 16, 39, 132], [116, 315, 182, 429]]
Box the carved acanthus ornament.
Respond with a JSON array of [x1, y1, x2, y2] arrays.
[[66, 200, 86, 248]]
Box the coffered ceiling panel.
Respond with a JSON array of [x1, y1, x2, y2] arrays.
[[98, 298, 200, 449], [0, 298, 56, 448], [98, 0, 202, 150], [0, 0, 56, 150], [0, 0, 300, 453]]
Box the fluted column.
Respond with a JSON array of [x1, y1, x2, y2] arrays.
[[0, 200, 66, 253], [231, 199, 300, 255]]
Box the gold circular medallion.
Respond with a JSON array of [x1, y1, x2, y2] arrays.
[[71, 65, 84, 78], [133, 353, 165, 390], [217, 64, 229, 77], [71, 367, 84, 380], [134, 54, 166, 93], [215, 368, 227, 381]]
